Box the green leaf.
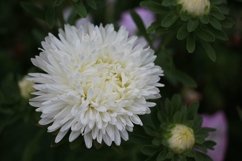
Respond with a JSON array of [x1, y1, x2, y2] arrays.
[[187, 20, 199, 32], [201, 42, 216, 61], [211, 7, 225, 20], [193, 115, 202, 129], [180, 12, 190, 21], [187, 103, 199, 119], [200, 15, 209, 24], [197, 28, 215, 42], [130, 10, 151, 45], [140, 1, 164, 13], [44, 6, 56, 28], [195, 151, 213, 161], [176, 70, 197, 87], [74, 1, 87, 18], [209, 17, 222, 30], [237, 107, 242, 120], [54, 0, 65, 6], [20, 2, 43, 19], [223, 17, 234, 28], [161, 0, 176, 6], [212, 29, 228, 41], [177, 24, 189, 40], [161, 12, 178, 28], [147, 22, 160, 33], [86, 0, 97, 9], [141, 145, 159, 156], [22, 131, 43, 161], [211, 0, 226, 5], [203, 140, 216, 150], [171, 95, 182, 110], [157, 150, 173, 161], [130, 10, 147, 34], [186, 35, 196, 53]]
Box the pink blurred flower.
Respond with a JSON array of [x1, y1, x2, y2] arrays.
[[202, 111, 228, 161], [119, 7, 155, 35]]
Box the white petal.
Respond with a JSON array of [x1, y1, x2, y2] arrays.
[[84, 134, 93, 149], [55, 130, 68, 143], [69, 131, 82, 142]]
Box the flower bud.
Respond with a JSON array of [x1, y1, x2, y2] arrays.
[[167, 124, 195, 153], [178, 0, 211, 16], [18, 76, 34, 99]]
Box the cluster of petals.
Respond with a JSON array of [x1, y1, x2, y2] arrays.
[[29, 23, 163, 148]]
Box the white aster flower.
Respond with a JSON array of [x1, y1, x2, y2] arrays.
[[167, 124, 195, 153], [18, 76, 34, 99], [29, 23, 164, 148], [178, 0, 211, 16]]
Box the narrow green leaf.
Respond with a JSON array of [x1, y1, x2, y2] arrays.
[[176, 70, 197, 87], [130, 10, 147, 34], [177, 24, 189, 40], [180, 12, 190, 21], [209, 17, 222, 30], [140, 1, 164, 13], [212, 29, 228, 41], [141, 145, 159, 156], [44, 6, 56, 28], [186, 35, 196, 53], [195, 151, 213, 161], [54, 0, 65, 6], [86, 0, 97, 9], [211, 0, 226, 5], [161, 12, 178, 28], [147, 22, 160, 33], [187, 20, 199, 32], [20, 2, 43, 19], [237, 107, 242, 120], [203, 140, 216, 150], [201, 42, 216, 61], [130, 10, 151, 45], [211, 7, 225, 20], [74, 1, 87, 18], [157, 150, 172, 161], [197, 28, 215, 42], [200, 15, 209, 24], [22, 131, 43, 161], [223, 17, 234, 28], [161, 0, 176, 6]]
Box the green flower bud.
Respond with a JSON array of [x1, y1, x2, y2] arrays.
[[178, 0, 211, 16], [18, 76, 34, 99]]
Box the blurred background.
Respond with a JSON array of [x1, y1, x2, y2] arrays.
[[0, 0, 241, 161]]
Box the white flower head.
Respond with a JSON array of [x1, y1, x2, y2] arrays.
[[178, 0, 211, 16], [167, 124, 195, 153], [29, 23, 164, 148], [19, 76, 34, 99]]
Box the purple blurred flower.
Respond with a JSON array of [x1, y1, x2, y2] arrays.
[[202, 111, 228, 161], [119, 7, 155, 35]]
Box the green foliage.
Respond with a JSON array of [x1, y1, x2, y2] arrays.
[[142, 0, 234, 61], [130, 10, 152, 47], [20, 0, 99, 28], [135, 95, 215, 161], [156, 50, 197, 87], [237, 107, 242, 120]]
